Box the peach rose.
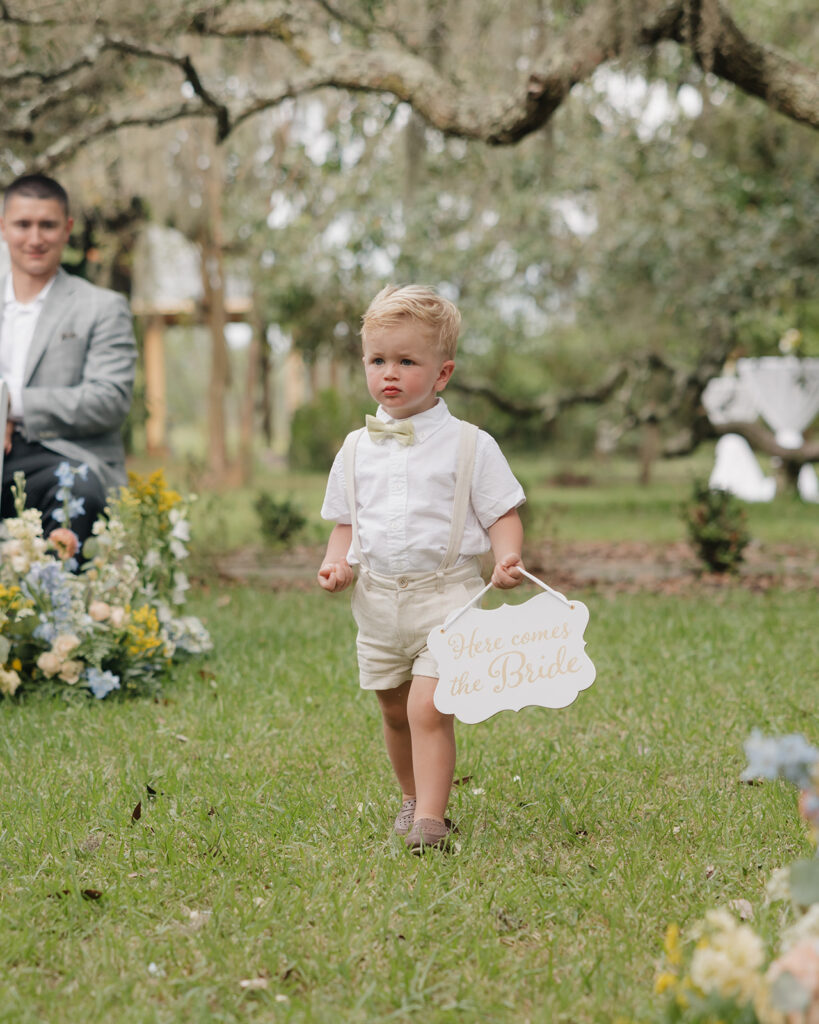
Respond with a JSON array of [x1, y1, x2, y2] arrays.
[[53, 634, 80, 659], [49, 527, 79, 561], [37, 651, 61, 677], [767, 941, 819, 1024], [109, 606, 127, 629], [89, 601, 111, 622], [58, 660, 83, 685]]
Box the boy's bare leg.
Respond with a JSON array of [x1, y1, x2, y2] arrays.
[[407, 675, 455, 823], [376, 681, 415, 799]]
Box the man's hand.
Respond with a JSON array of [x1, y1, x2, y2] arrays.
[[318, 560, 354, 592], [4, 419, 13, 455]]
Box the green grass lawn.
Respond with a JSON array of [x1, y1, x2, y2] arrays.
[[1, 583, 815, 1023]]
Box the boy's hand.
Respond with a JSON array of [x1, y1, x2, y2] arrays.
[[318, 560, 354, 592], [491, 553, 523, 589]]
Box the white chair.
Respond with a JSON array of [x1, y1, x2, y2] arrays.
[[797, 464, 819, 503], [709, 434, 776, 502]]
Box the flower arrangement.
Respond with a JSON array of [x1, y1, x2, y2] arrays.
[[654, 731, 819, 1023], [0, 467, 212, 700]]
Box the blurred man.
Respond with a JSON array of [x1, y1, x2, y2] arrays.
[[0, 173, 136, 543]]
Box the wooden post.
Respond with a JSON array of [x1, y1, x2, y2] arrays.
[[143, 314, 167, 456]]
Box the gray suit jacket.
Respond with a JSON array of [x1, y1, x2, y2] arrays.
[[0, 268, 137, 492]]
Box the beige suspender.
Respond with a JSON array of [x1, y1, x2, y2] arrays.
[[341, 421, 479, 574]]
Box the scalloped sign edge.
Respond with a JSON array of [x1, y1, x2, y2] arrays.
[[429, 589, 596, 724]]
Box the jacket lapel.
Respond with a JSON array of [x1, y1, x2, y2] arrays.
[[24, 268, 77, 383]]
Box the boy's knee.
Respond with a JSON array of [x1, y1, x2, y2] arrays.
[[408, 683, 444, 729]]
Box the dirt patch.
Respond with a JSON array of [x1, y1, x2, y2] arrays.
[[212, 540, 819, 595]]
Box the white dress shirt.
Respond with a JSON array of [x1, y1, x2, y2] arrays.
[[0, 275, 56, 421], [321, 398, 525, 575]]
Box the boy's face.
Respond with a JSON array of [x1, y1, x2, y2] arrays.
[[362, 321, 454, 420]]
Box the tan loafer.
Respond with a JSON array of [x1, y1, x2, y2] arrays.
[[404, 817, 457, 853], [394, 797, 417, 836]]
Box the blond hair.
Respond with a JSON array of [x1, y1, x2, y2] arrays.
[[361, 285, 461, 359]]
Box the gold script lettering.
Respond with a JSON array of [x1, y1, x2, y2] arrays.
[[488, 645, 580, 693]]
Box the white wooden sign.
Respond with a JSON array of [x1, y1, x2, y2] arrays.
[[430, 570, 595, 724]]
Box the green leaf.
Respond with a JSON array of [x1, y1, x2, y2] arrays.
[[789, 858, 819, 906], [770, 971, 811, 1012]]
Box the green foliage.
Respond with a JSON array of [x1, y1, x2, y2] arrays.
[[253, 492, 307, 547], [288, 387, 365, 472], [682, 480, 751, 573]]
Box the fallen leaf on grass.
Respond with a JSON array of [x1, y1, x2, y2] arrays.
[[728, 898, 754, 920], [131, 801, 142, 822], [188, 909, 211, 929], [81, 889, 102, 900], [174, 733, 189, 743], [239, 978, 269, 991], [452, 776, 473, 786], [705, 865, 716, 879]]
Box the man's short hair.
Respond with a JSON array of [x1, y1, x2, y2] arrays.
[[4, 174, 69, 215], [362, 284, 461, 360]]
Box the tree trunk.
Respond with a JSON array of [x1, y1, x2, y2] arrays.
[[143, 314, 168, 457], [200, 142, 230, 479]]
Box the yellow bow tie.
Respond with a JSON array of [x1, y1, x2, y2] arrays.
[[366, 415, 415, 446]]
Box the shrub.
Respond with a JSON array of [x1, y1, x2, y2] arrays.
[[682, 480, 750, 573], [289, 388, 365, 472], [254, 493, 306, 547]]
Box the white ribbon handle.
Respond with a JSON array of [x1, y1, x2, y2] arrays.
[[439, 567, 573, 634]]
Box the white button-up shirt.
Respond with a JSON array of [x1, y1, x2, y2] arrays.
[[321, 399, 525, 575], [0, 275, 56, 421]]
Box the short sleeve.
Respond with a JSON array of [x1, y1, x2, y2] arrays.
[[470, 431, 526, 529], [320, 448, 351, 523]]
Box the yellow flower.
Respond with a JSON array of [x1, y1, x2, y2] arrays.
[[125, 605, 163, 657], [664, 923, 683, 966], [654, 971, 678, 995]]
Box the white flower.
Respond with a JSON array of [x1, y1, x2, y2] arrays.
[[766, 866, 792, 904], [169, 510, 191, 542], [689, 910, 765, 1004], [143, 549, 162, 569], [0, 667, 21, 696], [169, 539, 189, 560], [171, 571, 190, 605], [783, 905, 819, 952]]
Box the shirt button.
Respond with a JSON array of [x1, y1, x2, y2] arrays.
[[398, 577, 409, 589]]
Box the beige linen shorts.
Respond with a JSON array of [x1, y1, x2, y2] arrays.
[[351, 560, 484, 690]]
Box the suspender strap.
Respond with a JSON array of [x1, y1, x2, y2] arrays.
[[342, 428, 365, 567], [438, 421, 479, 572]]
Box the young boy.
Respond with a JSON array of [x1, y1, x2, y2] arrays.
[[318, 284, 525, 852]]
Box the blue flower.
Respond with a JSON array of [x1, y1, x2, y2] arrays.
[[55, 462, 75, 488], [21, 561, 80, 644], [85, 668, 120, 699], [741, 730, 819, 789], [68, 497, 86, 519]]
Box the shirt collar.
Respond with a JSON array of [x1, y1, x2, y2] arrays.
[[376, 397, 451, 443], [4, 273, 57, 309]]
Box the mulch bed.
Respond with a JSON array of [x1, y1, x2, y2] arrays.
[[212, 540, 819, 595]]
